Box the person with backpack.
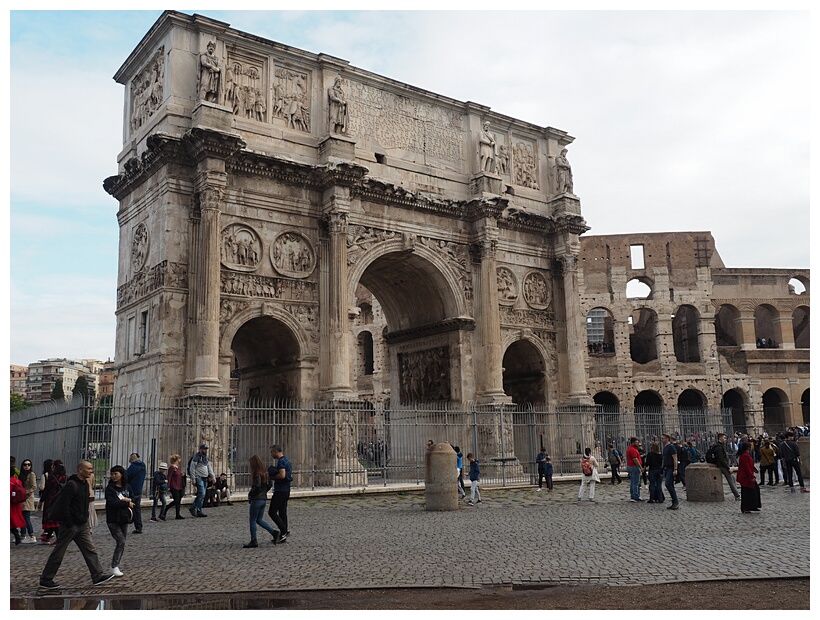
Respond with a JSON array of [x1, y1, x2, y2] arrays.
[[38, 461, 115, 589], [165, 454, 185, 519], [535, 447, 550, 491], [607, 443, 623, 485], [125, 453, 147, 533], [577, 447, 600, 501], [466, 452, 481, 506], [105, 465, 135, 577], [150, 462, 169, 522], [706, 433, 740, 500], [778, 431, 808, 493]]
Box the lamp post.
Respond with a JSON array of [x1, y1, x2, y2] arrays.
[[709, 343, 724, 411]]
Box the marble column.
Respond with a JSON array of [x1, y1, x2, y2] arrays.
[[474, 229, 508, 403], [558, 253, 591, 404]]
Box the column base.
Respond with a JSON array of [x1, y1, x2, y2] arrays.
[[475, 391, 513, 406], [185, 379, 226, 398], [561, 394, 595, 407]]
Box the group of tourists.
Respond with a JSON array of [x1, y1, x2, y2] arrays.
[[11, 441, 293, 590]]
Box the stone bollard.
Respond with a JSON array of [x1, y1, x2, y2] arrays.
[[425, 443, 459, 511], [685, 463, 725, 502], [798, 437, 810, 480]]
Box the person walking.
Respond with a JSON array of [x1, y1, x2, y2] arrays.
[[542, 456, 554, 492], [606, 443, 623, 485], [736, 441, 761, 513], [150, 462, 168, 522], [125, 453, 146, 533], [244, 455, 278, 547], [577, 448, 600, 501], [645, 442, 664, 504], [268, 444, 292, 541], [188, 444, 215, 518], [18, 459, 38, 543], [661, 433, 680, 510], [104, 465, 134, 577], [38, 461, 115, 589], [454, 446, 466, 499], [40, 460, 66, 544], [625, 437, 644, 502], [165, 454, 185, 520], [11, 475, 27, 545], [467, 452, 482, 505]]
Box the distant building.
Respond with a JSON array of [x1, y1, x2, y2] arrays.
[[98, 360, 116, 399], [10, 365, 29, 400], [26, 358, 106, 404]]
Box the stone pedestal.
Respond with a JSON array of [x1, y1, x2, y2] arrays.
[[798, 437, 809, 479], [425, 443, 459, 511], [685, 463, 725, 502]]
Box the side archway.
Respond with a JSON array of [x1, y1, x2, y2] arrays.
[[634, 390, 663, 438], [502, 339, 546, 407], [715, 304, 740, 347], [673, 305, 701, 362], [722, 388, 748, 431], [762, 388, 788, 432]]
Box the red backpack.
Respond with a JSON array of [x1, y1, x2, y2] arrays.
[[581, 457, 593, 476]]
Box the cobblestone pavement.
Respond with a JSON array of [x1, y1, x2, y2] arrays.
[[9, 479, 810, 600]]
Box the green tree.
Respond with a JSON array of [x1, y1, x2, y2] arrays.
[[50, 378, 65, 401], [10, 393, 32, 412], [72, 375, 90, 400]]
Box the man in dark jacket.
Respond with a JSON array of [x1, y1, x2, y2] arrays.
[[779, 431, 808, 492], [125, 453, 147, 533], [714, 433, 740, 500], [39, 461, 114, 589]]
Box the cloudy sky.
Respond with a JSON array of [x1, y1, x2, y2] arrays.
[[5, 6, 811, 367]]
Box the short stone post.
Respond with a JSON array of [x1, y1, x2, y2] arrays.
[[798, 437, 809, 480], [685, 463, 725, 502], [425, 443, 459, 511]]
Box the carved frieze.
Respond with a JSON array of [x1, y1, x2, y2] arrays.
[[130, 46, 164, 133], [131, 223, 149, 274], [117, 260, 187, 308], [219, 298, 249, 324], [272, 66, 310, 131], [417, 236, 472, 306], [226, 56, 266, 121], [522, 271, 551, 310], [398, 347, 451, 404], [282, 303, 320, 344], [346, 225, 398, 265], [221, 224, 261, 272], [221, 271, 317, 302], [512, 141, 539, 190], [270, 231, 316, 278], [346, 80, 464, 163], [499, 306, 554, 328], [496, 267, 518, 305]]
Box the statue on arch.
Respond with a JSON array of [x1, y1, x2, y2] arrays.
[[198, 41, 221, 103], [327, 76, 348, 134], [478, 121, 497, 173], [556, 148, 574, 194]]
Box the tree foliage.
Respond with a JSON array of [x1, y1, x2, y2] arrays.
[[10, 393, 32, 412], [72, 375, 90, 400], [50, 378, 65, 401]]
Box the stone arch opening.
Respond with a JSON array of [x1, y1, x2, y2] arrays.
[[231, 315, 301, 402], [801, 389, 809, 425], [634, 390, 663, 438], [792, 306, 809, 348], [678, 388, 707, 433], [673, 305, 701, 362], [586, 307, 615, 354], [357, 331, 374, 376], [502, 340, 546, 407], [715, 304, 740, 346], [626, 277, 653, 300], [593, 391, 621, 445], [629, 308, 658, 364], [762, 388, 788, 432], [721, 388, 747, 431], [789, 276, 809, 295], [754, 304, 781, 348]]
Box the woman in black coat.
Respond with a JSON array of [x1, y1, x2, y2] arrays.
[[105, 465, 134, 578]]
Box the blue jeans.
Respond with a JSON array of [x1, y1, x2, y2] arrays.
[[627, 465, 642, 500], [664, 468, 678, 504], [249, 499, 276, 541], [648, 469, 664, 502], [193, 477, 207, 513], [152, 491, 167, 519]]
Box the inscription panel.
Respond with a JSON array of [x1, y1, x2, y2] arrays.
[[346, 80, 464, 163]]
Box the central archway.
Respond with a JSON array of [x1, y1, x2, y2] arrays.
[[231, 316, 301, 402]]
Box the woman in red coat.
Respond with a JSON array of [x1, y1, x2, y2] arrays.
[[736, 441, 761, 514], [11, 476, 27, 545]]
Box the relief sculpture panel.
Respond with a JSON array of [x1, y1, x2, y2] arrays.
[[346, 225, 398, 265], [398, 347, 451, 404], [522, 271, 551, 310], [221, 224, 261, 272], [496, 267, 518, 305], [131, 222, 149, 273], [346, 80, 464, 163], [221, 271, 317, 302], [512, 141, 539, 189], [226, 56, 267, 121], [271, 231, 316, 278], [130, 47, 164, 133], [272, 66, 310, 131]]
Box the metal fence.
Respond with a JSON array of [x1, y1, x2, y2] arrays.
[[10, 395, 737, 497]]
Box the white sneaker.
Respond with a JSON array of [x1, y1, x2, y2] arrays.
[[111, 567, 124, 577], [24, 536, 37, 544]]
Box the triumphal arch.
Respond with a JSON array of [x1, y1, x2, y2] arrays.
[[105, 11, 591, 415]]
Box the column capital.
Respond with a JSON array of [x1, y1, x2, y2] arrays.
[[183, 127, 246, 164]]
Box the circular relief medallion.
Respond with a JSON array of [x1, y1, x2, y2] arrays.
[[131, 222, 149, 273], [221, 224, 262, 272], [270, 231, 316, 279], [496, 267, 518, 305], [523, 271, 551, 310]]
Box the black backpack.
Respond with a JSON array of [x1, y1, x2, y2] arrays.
[[704, 445, 718, 464]]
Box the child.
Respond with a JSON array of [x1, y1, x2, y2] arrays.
[[150, 462, 168, 522], [543, 456, 554, 492], [467, 453, 482, 506]]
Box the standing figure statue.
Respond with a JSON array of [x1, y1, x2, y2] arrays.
[[556, 148, 574, 194], [198, 41, 221, 103], [327, 76, 348, 134], [478, 121, 497, 173]]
